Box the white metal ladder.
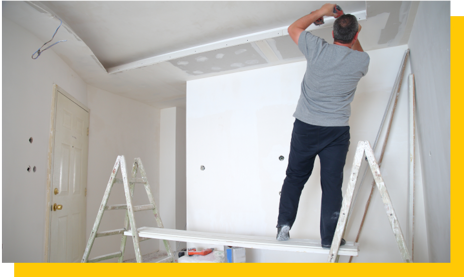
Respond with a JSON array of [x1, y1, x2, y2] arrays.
[[328, 141, 412, 263], [81, 156, 173, 263]]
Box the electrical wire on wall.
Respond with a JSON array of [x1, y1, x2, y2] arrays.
[[31, 18, 67, 59]]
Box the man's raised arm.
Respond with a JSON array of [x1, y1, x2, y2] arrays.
[[351, 24, 364, 52], [288, 3, 337, 44]]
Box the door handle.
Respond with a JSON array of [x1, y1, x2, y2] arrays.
[[53, 203, 63, 211]]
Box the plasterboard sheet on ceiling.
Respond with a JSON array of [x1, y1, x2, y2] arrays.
[[266, 36, 304, 61], [169, 43, 268, 76]]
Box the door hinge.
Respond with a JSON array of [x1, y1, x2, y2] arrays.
[[87, 127, 89, 136]]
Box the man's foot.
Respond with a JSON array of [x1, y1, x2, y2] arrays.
[[321, 238, 346, 249], [276, 225, 290, 241]]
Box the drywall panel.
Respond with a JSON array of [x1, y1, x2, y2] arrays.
[[86, 85, 161, 261], [170, 43, 269, 76], [42, 1, 366, 68], [186, 45, 428, 262], [267, 36, 304, 61], [407, 1, 450, 262], [2, 18, 87, 262]]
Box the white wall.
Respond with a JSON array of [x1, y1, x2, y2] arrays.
[[186, 44, 429, 262], [2, 16, 171, 263], [407, 1, 450, 263], [175, 107, 187, 249], [160, 108, 176, 251], [2, 18, 88, 262], [159, 107, 187, 252], [86, 85, 161, 261]]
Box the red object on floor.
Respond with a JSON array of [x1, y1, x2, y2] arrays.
[[188, 248, 213, 256]]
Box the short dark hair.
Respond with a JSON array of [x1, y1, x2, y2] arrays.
[[333, 14, 359, 44]]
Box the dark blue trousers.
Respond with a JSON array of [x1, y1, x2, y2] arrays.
[[277, 119, 350, 245]]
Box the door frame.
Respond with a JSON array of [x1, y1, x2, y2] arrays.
[[43, 84, 90, 262]]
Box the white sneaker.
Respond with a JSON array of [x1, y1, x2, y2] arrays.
[[276, 225, 290, 241]]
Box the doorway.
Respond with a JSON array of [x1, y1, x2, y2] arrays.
[[45, 85, 89, 262]]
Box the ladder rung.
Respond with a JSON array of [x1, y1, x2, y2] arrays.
[[133, 204, 154, 212], [114, 178, 147, 184], [105, 204, 154, 212], [96, 228, 126, 237], [88, 251, 122, 263], [105, 204, 127, 211]]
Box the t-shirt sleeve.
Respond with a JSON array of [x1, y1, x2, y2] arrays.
[[298, 31, 326, 61], [361, 54, 370, 76]]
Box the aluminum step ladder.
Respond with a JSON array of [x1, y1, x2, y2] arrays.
[[328, 141, 412, 263], [81, 156, 173, 263]]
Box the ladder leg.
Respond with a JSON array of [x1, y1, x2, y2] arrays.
[[120, 156, 143, 263], [82, 156, 121, 263], [136, 158, 174, 262], [118, 182, 135, 263], [364, 142, 412, 263], [118, 159, 140, 263], [328, 141, 365, 263]]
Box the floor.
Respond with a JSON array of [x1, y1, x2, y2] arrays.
[[123, 250, 226, 263], [123, 252, 171, 263]]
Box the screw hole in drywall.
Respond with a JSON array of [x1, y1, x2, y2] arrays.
[[29, 137, 33, 143], [27, 166, 31, 172], [33, 166, 37, 172], [200, 165, 205, 171], [279, 155, 284, 161]]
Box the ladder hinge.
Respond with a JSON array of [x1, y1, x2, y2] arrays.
[[87, 127, 89, 136]]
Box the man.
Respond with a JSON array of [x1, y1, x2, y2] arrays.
[[276, 3, 370, 249]]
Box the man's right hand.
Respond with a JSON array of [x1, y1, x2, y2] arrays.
[[320, 3, 337, 17], [287, 3, 336, 45]]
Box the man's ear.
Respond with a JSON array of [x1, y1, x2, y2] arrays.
[[332, 30, 334, 38], [352, 32, 359, 42]]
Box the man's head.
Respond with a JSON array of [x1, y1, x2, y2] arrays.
[[333, 14, 359, 44]]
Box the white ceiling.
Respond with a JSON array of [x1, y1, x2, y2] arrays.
[[3, 1, 418, 108]]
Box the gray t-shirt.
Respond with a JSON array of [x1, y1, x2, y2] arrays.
[[293, 31, 370, 126]]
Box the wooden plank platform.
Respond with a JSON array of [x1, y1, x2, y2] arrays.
[[124, 227, 359, 256]]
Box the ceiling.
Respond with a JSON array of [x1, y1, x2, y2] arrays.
[[3, 1, 418, 109]]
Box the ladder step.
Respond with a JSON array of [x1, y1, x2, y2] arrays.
[[96, 228, 126, 238], [115, 178, 147, 184], [88, 251, 122, 263], [134, 204, 155, 212], [105, 204, 127, 211], [105, 204, 154, 212]]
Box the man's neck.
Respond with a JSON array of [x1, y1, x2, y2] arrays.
[[334, 41, 353, 48]]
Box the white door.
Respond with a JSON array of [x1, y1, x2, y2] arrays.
[[50, 91, 89, 262]]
